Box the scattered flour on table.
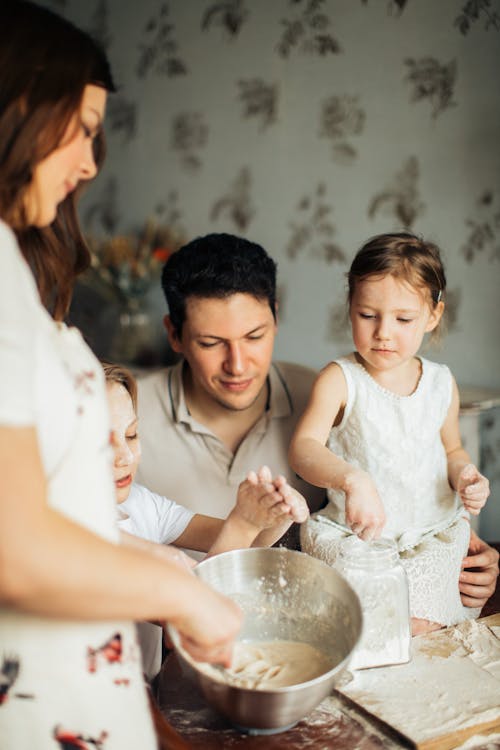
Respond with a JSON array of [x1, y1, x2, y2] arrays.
[[339, 619, 500, 744]]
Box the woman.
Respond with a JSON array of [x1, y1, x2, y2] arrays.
[[0, 3, 241, 748]]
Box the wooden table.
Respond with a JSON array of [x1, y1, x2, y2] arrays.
[[151, 544, 500, 750]]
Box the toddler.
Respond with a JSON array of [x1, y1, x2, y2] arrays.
[[289, 232, 489, 635]]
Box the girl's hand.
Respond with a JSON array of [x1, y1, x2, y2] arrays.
[[267, 473, 309, 524], [344, 469, 386, 541], [457, 464, 490, 515], [234, 465, 301, 531]]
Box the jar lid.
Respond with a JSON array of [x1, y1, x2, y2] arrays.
[[338, 535, 399, 567]]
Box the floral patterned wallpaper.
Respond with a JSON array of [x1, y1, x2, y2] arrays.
[[42, 0, 500, 538]]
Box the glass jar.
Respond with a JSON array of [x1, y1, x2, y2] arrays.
[[335, 536, 411, 670]]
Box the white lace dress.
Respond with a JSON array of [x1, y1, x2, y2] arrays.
[[0, 221, 157, 748], [301, 354, 480, 626]]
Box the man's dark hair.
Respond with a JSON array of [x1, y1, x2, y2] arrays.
[[162, 233, 277, 336]]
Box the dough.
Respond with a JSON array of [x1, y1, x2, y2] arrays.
[[198, 640, 333, 690]]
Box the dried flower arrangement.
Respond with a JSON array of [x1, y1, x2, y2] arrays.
[[83, 219, 185, 304]]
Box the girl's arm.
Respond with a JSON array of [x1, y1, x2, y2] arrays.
[[441, 378, 490, 515], [0, 425, 241, 666], [288, 364, 385, 540], [289, 364, 351, 489]]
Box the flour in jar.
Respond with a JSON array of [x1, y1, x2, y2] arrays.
[[198, 640, 333, 689]]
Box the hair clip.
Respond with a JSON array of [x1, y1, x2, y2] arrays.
[[435, 290, 442, 303]]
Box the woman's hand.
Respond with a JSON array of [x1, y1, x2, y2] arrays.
[[173, 584, 243, 666], [344, 469, 386, 542]]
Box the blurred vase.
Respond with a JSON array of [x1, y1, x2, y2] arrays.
[[109, 298, 158, 367], [68, 282, 176, 368]]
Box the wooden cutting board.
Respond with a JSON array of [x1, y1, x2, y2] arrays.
[[337, 614, 500, 750]]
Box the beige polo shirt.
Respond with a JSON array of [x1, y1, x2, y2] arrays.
[[136, 360, 326, 522]]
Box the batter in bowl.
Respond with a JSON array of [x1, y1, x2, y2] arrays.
[[198, 640, 333, 689]]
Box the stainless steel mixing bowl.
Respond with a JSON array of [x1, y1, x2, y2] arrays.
[[168, 547, 362, 734]]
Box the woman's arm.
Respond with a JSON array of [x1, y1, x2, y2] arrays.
[[0, 426, 241, 665], [120, 530, 196, 570]]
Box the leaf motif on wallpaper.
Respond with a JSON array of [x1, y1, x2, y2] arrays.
[[201, 0, 250, 37], [154, 190, 186, 237], [461, 190, 500, 262], [454, 0, 500, 35], [136, 2, 187, 79], [84, 177, 120, 235], [276, 0, 341, 59], [327, 303, 351, 344], [360, 0, 409, 15], [286, 182, 346, 264], [171, 112, 208, 172], [319, 95, 365, 164], [210, 167, 255, 231], [106, 96, 137, 143], [404, 57, 457, 119], [237, 79, 279, 130], [368, 156, 425, 229], [87, 0, 111, 52]]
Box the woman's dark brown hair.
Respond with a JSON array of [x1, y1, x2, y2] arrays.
[[0, 1, 115, 320]]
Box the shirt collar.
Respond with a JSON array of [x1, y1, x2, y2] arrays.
[[168, 360, 293, 427]]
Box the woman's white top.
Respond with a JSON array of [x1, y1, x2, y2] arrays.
[[0, 220, 157, 748], [321, 354, 464, 549]]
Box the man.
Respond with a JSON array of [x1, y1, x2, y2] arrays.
[[137, 234, 324, 541], [137, 233, 498, 605]]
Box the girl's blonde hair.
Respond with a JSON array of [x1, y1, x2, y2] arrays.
[[347, 232, 446, 340], [102, 362, 138, 412]]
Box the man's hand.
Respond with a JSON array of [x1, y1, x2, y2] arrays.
[[460, 530, 499, 608]]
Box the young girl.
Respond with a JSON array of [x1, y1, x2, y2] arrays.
[[104, 363, 309, 677], [289, 232, 490, 635]]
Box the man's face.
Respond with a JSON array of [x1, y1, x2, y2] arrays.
[[168, 293, 277, 412]]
